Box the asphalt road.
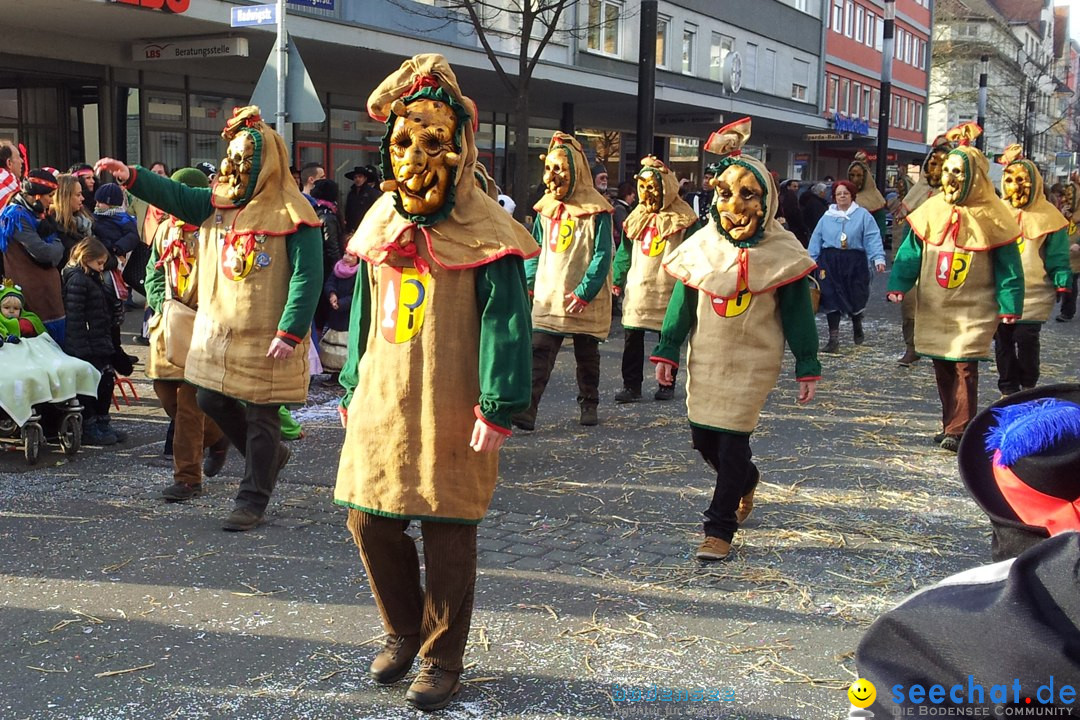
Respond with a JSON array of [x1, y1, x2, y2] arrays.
[[1, 273, 1077, 720]]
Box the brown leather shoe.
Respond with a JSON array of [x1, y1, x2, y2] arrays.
[[406, 660, 461, 711], [735, 486, 756, 525], [897, 349, 920, 367], [368, 634, 422, 685], [695, 536, 731, 561]]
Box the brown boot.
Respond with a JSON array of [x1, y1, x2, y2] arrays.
[[369, 634, 422, 685], [897, 348, 920, 367], [405, 660, 462, 711], [736, 485, 756, 525], [695, 536, 731, 561]]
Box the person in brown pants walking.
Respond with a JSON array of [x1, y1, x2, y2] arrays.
[[333, 55, 536, 712], [143, 167, 229, 500]]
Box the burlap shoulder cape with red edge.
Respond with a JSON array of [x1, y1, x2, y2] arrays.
[[347, 54, 537, 270], [849, 155, 887, 214], [532, 132, 613, 220], [623, 156, 698, 240], [210, 107, 320, 236], [662, 119, 815, 299], [906, 144, 1020, 252]]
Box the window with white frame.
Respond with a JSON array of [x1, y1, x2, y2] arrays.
[[744, 42, 758, 90], [839, 77, 850, 114], [682, 24, 697, 75], [656, 15, 669, 68], [862, 86, 871, 119], [895, 28, 903, 60], [904, 32, 912, 64], [865, 12, 875, 47], [852, 81, 862, 117], [709, 34, 735, 82], [917, 38, 926, 69], [855, 5, 864, 43], [832, 0, 843, 31], [792, 58, 810, 101], [762, 48, 776, 94], [915, 102, 923, 131], [827, 74, 838, 112], [844, 0, 854, 37], [875, 18, 883, 50], [871, 88, 880, 122], [586, 0, 622, 56]]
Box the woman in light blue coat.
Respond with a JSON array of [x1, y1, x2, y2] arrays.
[[808, 179, 886, 352]]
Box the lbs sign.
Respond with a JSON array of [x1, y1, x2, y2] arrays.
[[109, 0, 191, 12]]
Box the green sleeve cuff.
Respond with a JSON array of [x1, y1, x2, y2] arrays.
[[1044, 228, 1072, 288], [652, 281, 695, 365], [476, 257, 533, 429], [279, 225, 324, 340], [777, 278, 822, 379], [887, 228, 923, 293]]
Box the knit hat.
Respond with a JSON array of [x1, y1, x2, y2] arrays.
[[310, 178, 339, 203], [591, 162, 608, 179], [94, 182, 124, 207], [21, 169, 58, 197], [170, 167, 210, 189], [68, 163, 94, 178], [959, 384, 1080, 561], [0, 278, 25, 306], [195, 161, 217, 178]]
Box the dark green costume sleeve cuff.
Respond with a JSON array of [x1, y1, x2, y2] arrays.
[[887, 228, 923, 294], [575, 213, 613, 301], [992, 241, 1024, 317], [1044, 228, 1073, 288], [476, 257, 533, 430], [651, 281, 694, 366], [777, 278, 822, 379], [279, 225, 324, 342], [126, 165, 213, 228]]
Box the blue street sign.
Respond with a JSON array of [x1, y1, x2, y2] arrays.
[[287, 0, 334, 9], [231, 4, 277, 27]]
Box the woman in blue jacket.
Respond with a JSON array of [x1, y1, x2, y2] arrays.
[[809, 179, 886, 352]]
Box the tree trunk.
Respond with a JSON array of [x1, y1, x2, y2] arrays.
[[511, 88, 533, 224]]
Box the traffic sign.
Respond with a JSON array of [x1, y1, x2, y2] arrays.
[[250, 33, 326, 124], [231, 4, 277, 27]]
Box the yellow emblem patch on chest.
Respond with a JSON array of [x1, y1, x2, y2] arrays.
[[550, 216, 576, 253], [379, 266, 430, 343], [934, 249, 974, 289], [710, 277, 752, 318], [640, 226, 667, 257]]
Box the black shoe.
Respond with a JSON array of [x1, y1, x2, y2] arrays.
[[203, 437, 230, 478], [511, 413, 535, 432], [821, 337, 840, 354], [1056, 314, 1073, 322], [369, 635, 422, 685], [102, 419, 127, 443], [614, 387, 642, 403], [222, 506, 263, 532], [853, 329, 865, 345], [933, 432, 947, 445], [939, 435, 961, 453], [131, 335, 150, 346], [162, 482, 203, 502], [654, 384, 675, 401], [579, 405, 598, 426], [406, 661, 462, 712]]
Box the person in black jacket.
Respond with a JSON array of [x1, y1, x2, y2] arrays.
[[799, 182, 829, 240], [310, 178, 343, 333], [91, 183, 140, 259], [343, 165, 380, 235], [778, 179, 809, 247], [62, 238, 122, 446]]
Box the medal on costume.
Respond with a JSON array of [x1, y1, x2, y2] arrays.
[[379, 265, 430, 343]]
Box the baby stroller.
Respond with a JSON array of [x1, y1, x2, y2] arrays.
[[0, 334, 99, 465]]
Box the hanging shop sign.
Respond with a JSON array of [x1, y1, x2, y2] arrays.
[[833, 113, 870, 136], [108, 0, 191, 13], [804, 133, 852, 142], [133, 37, 249, 62]]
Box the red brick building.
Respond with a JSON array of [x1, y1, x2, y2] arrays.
[[818, 0, 932, 181]]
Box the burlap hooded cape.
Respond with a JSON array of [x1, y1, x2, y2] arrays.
[[901, 134, 952, 216], [532, 133, 612, 220], [623, 156, 698, 242], [848, 153, 887, 214], [347, 54, 538, 269]]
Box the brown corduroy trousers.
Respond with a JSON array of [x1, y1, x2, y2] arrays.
[[153, 380, 224, 486], [347, 509, 477, 673], [931, 359, 979, 436]]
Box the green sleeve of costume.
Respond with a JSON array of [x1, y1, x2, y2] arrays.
[[339, 262, 370, 410], [1043, 228, 1072, 288], [6, 312, 46, 337], [476, 256, 533, 429], [127, 166, 213, 227], [524, 216, 543, 291], [278, 406, 303, 439], [144, 242, 165, 314], [612, 233, 632, 289], [991, 241, 1024, 317], [652, 281, 695, 365], [26, 313, 46, 337], [887, 228, 923, 293], [872, 208, 888, 240], [279, 225, 324, 343], [777, 278, 822, 379], [574, 212, 613, 301]]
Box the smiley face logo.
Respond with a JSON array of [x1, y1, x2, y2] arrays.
[[848, 678, 876, 709]]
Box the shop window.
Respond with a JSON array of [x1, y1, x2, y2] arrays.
[[330, 108, 384, 144], [145, 131, 185, 173], [145, 90, 185, 128], [189, 94, 243, 132]]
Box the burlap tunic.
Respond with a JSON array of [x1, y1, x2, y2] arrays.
[[146, 218, 198, 381], [1016, 231, 1057, 323], [622, 221, 691, 330], [531, 211, 612, 339], [334, 237, 498, 523], [184, 208, 310, 404]]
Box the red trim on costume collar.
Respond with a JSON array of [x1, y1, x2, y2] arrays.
[[992, 450, 1080, 535]]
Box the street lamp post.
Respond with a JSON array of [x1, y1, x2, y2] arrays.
[[875, 0, 896, 195], [976, 54, 989, 151], [636, 0, 658, 163]]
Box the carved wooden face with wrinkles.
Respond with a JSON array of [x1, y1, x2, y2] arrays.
[[219, 132, 255, 204], [847, 162, 866, 191], [714, 164, 765, 242], [637, 171, 663, 213], [543, 148, 572, 201], [1003, 163, 1033, 209], [940, 153, 968, 205], [389, 98, 459, 215], [925, 149, 947, 188]]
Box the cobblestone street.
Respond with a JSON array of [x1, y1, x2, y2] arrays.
[[2, 274, 1077, 719]]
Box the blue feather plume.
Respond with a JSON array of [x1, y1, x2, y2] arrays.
[[986, 399, 1080, 467]]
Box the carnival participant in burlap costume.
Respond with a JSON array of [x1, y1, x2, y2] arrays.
[[886, 123, 1024, 453], [333, 54, 536, 712], [893, 134, 953, 366], [1055, 172, 1080, 321], [612, 156, 699, 404], [95, 106, 323, 531], [512, 132, 614, 430], [651, 118, 821, 562], [992, 145, 1071, 396], [847, 150, 889, 240], [143, 167, 229, 503]]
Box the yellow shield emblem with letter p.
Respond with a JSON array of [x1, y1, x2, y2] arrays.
[[379, 266, 430, 344], [935, 249, 973, 289], [551, 217, 575, 253], [640, 226, 667, 257], [711, 277, 752, 318]]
